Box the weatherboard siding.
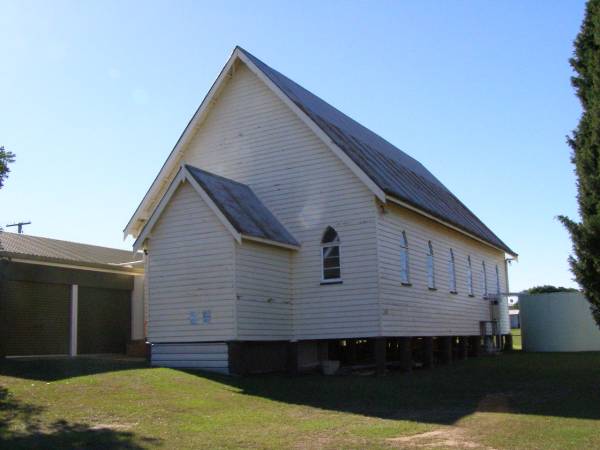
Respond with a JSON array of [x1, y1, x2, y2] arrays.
[[235, 241, 292, 340], [151, 342, 229, 373], [377, 203, 509, 336], [146, 182, 236, 342], [183, 61, 380, 339]]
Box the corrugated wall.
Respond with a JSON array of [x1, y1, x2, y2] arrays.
[[520, 292, 600, 352]]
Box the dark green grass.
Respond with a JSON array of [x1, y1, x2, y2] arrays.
[[1, 352, 600, 449]]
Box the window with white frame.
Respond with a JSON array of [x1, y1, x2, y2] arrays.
[[321, 227, 341, 282], [467, 255, 474, 296], [400, 231, 410, 285], [448, 248, 457, 293], [482, 261, 488, 297], [426, 241, 436, 289], [495, 264, 501, 294]]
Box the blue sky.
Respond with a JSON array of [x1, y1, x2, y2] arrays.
[[0, 1, 586, 291]]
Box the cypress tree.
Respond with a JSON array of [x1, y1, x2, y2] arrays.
[[559, 0, 600, 327], [0, 146, 15, 189]]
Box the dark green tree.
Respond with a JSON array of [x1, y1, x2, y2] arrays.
[[0, 145, 16, 255], [559, 0, 600, 327], [523, 285, 579, 295], [0, 145, 15, 189]]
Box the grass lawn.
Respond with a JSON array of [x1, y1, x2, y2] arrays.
[[512, 328, 522, 350], [1, 352, 600, 449]]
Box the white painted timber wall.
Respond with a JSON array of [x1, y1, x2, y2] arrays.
[[181, 61, 380, 340], [236, 241, 292, 340], [377, 203, 509, 336], [146, 182, 236, 343], [151, 342, 229, 373]]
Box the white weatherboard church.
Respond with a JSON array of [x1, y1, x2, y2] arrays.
[[125, 47, 517, 374]]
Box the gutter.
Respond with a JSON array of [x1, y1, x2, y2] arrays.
[[0, 252, 145, 275]]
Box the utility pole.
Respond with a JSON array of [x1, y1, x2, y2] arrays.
[[6, 221, 31, 234]]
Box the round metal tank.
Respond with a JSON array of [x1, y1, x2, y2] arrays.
[[519, 292, 600, 352]]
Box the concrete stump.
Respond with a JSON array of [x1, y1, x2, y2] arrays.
[[286, 341, 298, 375], [457, 336, 468, 360], [375, 337, 387, 376], [398, 337, 412, 372], [422, 337, 434, 369], [504, 334, 513, 351], [468, 336, 481, 357], [439, 336, 452, 365]]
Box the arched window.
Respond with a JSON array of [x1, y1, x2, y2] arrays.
[[448, 249, 457, 293], [482, 261, 488, 297], [321, 227, 341, 282], [495, 265, 501, 294], [426, 241, 435, 289], [399, 231, 410, 285], [467, 255, 474, 296]]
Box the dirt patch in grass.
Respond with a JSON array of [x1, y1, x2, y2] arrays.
[[387, 427, 496, 449], [90, 422, 138, 431]]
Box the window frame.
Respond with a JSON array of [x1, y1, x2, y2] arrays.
[[448, 248, 457, 294], [320, 227, 342, 284], [426, 240, 436, 290], [482, 260, 488, 298], [467, 255, 474, 297], [399, 231, 411, 286]]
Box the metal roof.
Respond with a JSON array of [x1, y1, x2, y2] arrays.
[[238, 47, 515, 255], [0, 232, 142, 271], [185, 165, 299, 248]]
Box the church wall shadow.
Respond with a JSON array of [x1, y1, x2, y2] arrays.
[[0, 357, 148, 382], [188, 352, 600, 426]]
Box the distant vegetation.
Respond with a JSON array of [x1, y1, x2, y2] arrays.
[[523, 285, 580, 295]]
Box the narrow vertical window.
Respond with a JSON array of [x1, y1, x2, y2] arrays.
[[321, 227, 341, 282], [467, 256, 474, 296], [448, 249, 457, 293], [399, 231, 410, 285], [427, 241, 436, 289], [482, 261, 488, 297], [495, 264, 501, 294]]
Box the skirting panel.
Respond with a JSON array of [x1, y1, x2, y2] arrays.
[[151, 342, 229, 374]]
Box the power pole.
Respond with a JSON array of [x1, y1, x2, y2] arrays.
[[6, 221, 31, 234]]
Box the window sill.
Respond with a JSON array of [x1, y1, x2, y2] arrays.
[[401, 282, 412, 287], [428, 287, 437, 291], [321, 280, 343, 285]]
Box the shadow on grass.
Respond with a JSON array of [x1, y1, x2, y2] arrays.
[[0, 357, 148, 382], [0, 387, 159, 450], [189, 352, 600, 425]]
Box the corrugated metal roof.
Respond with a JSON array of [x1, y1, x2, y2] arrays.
[[186, 165, 299, 248], [0, 232, 142, 269], [238, 47, 515, 255]]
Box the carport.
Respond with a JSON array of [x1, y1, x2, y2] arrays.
[[0, 232, 145, 357]]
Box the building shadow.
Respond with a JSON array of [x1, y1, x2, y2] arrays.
[[0, 387, 160, 450], [0, 356, 148, 382], [187, 351, 600, 425]]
